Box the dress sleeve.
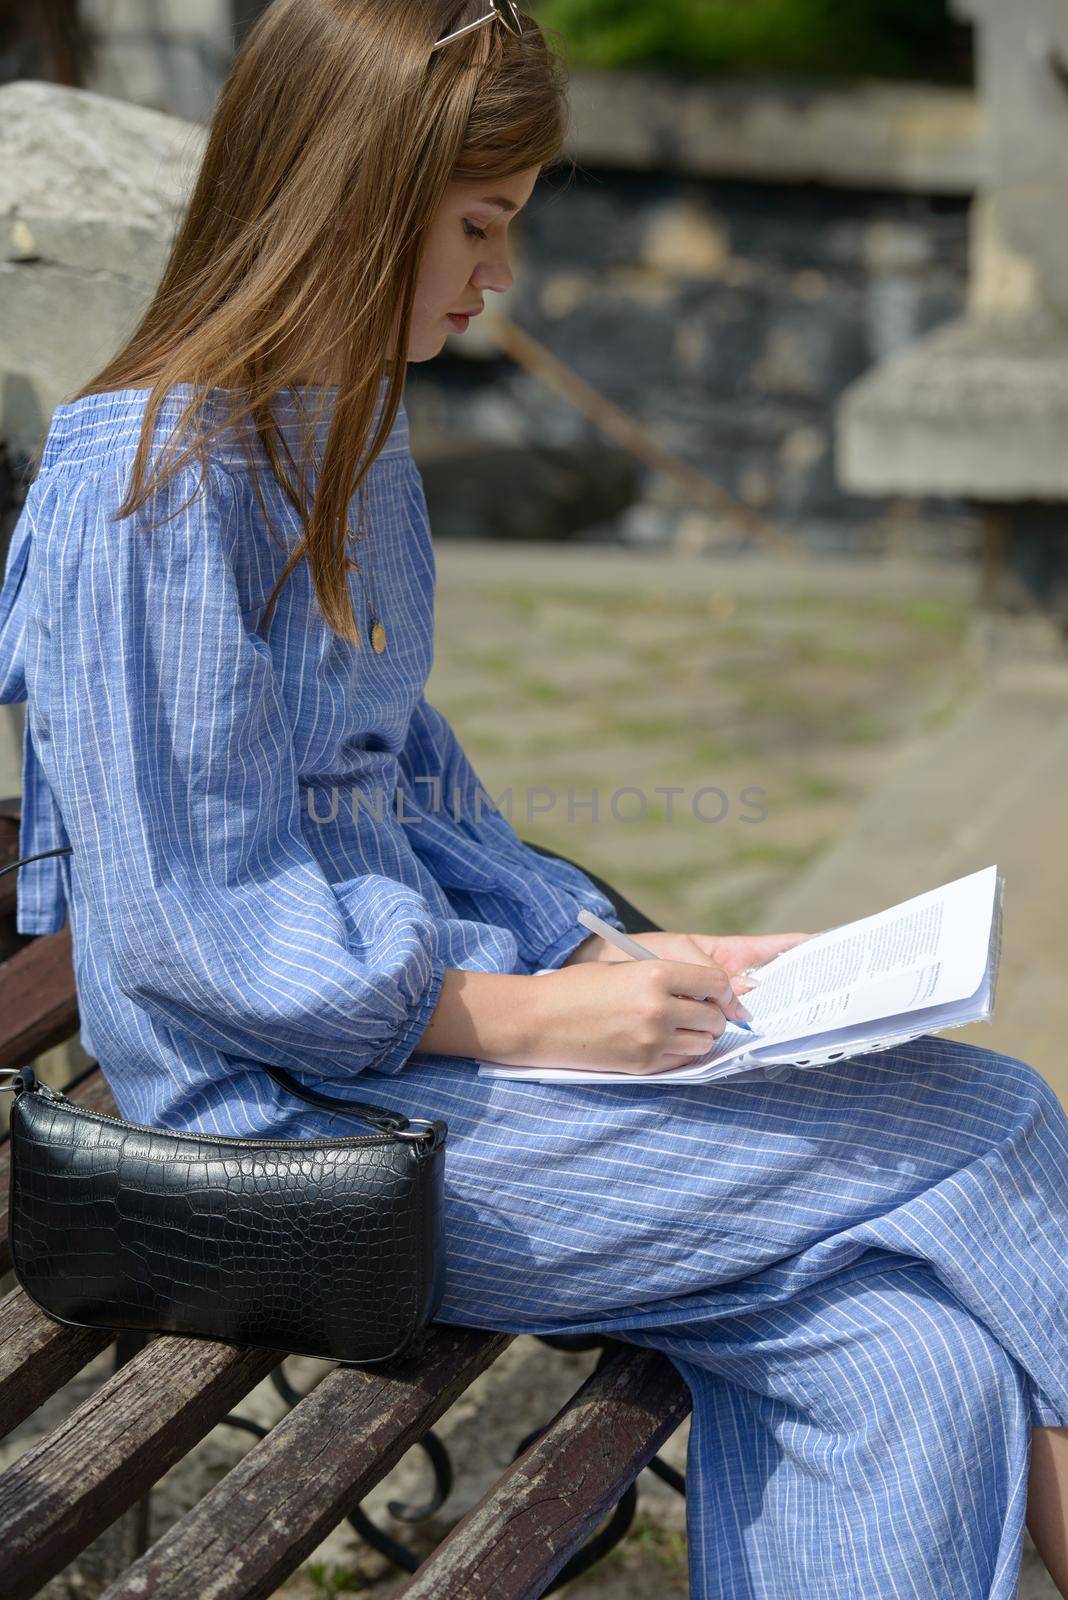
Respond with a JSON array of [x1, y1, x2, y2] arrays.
[[38, 460, 465, 1080], [396, 692, 627, 972]]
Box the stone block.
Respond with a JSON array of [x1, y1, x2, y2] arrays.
[[639, 197, 731, 279], [837, 314, 1068, 499], [953, 0, 1068, 314], [968, 191, 1045, 320], [0, 79, 203, 458], [563, 70, 982, 194], [79, 0, 232, 124]]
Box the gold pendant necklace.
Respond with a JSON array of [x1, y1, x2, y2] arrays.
[[353, 481, 387, 653]]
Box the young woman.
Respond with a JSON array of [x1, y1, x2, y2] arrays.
[[1, 3, 1065, 1595]]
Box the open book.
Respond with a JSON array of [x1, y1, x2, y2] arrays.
[[476, 863, 1004, 1086]]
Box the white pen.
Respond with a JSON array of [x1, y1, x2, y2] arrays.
[[576, 908, 759, 1033]]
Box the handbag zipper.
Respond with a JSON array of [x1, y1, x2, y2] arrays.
[[31, 1083, 397, 1147]]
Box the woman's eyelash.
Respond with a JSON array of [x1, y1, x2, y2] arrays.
[[463, 219, 488, 241]]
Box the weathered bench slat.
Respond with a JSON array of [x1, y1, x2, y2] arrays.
[[0, 807, 22, 928], [0, 1332, 282, 1600], [94, 1325, 511, 1600], [394, 1343, 692, 1600], [0, 924, 79, 1070], [0, 1286, 110, 1440], [0, 803, 79, 1059]]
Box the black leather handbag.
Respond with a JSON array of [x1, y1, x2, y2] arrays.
[[1, 848, 448, 1368]]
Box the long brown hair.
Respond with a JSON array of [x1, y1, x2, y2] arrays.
[[73, 0, 570, 645]]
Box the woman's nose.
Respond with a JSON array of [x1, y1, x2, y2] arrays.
[[474, 273, 511, 296], [474, 251, 513, 296]]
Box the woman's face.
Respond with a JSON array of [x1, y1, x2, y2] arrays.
[[398, 165, 541, 362]]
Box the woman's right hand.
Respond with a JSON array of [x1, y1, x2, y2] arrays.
[[519, 958, 753, 1076]]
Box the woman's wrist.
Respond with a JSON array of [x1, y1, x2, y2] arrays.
[[413, 968, 546, 1065], [560, 931, 605, 966]]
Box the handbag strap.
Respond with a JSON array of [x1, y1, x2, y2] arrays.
[[0, 846, 440, 1144], [255, 1060, 425, 1137]]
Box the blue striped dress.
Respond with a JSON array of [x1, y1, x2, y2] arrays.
[[1, 381, 1066, 1599]]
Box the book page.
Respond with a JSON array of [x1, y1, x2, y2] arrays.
[[642, 862, 1000, 1077], [477, 864, 1001, 1085]]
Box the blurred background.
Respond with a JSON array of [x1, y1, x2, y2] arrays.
[[3, 1, 1066, 1088], [2, 7, 1067, 1598]]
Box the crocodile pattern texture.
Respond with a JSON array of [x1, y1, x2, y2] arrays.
[[9, 1091, 447, 1365]]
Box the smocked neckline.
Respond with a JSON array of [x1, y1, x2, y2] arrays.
[[49, 379, 381, 413], [40, 377, 411, 473]]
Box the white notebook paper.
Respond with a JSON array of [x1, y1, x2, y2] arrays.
[[476, 864, 1005, 1087]]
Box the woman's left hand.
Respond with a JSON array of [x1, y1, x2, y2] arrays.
[[564, 929, 813, 992]]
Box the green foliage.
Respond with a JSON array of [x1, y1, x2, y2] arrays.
[[534, 0, 971, 81]]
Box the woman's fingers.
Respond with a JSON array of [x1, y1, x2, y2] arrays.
[[671, 994, 748, 1038], [663, 960, 750, 1022]]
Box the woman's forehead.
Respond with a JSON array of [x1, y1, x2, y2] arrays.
[[447, 169, 540, 207]]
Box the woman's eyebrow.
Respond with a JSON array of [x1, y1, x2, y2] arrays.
[[479, 195, 519, 212]]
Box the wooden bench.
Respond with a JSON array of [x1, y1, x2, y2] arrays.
[[0, 797, 691, 1600]]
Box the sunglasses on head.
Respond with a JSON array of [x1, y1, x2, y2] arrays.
[[430, 0, 523, 52]]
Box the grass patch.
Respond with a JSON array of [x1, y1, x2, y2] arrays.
[[839, 710, 891, 743], [689, 737, 736, 766], [306, 1561, 368, 1596], [731, 836, 830, 870], [628, 860, 719, 900], [786, 636, 886, 670], [558, 1514, 688, 1590], [432, 557, 973, 935], [594, 712, 686, 743], [633, 1520, 688, 1576], [450, 644, 522, 676], [703, 887, 770, 933], [905, 596, 968, 635], [492, 582, 724, 623], [516, 674, 570, 703], [734, 680, 817, 720], [787, 769, 855, 802]]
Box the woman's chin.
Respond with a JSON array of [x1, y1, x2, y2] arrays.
[[401, 325, 450, 363]]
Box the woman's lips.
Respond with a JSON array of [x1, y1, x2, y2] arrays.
[[446, 313, 470, 332]]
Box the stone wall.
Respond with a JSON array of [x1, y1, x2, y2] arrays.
[[0, 73, 977, 562], [76, 0, 232, 125], [409, 168, 973, 555], [12, 15, 978, 554]]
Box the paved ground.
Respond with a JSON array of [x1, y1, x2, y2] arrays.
[[7, 540, 1063, 1597], [431, 539, 1068, 1106], [433, 545, 975, 941]]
